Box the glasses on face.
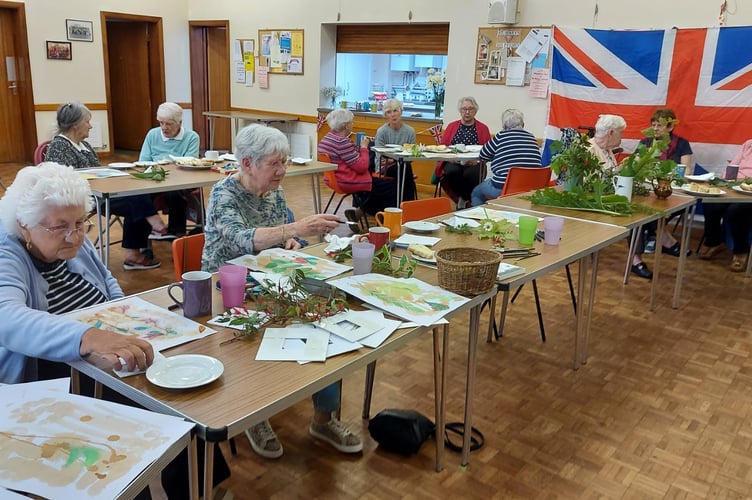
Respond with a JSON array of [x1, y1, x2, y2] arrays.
[[37, 218, 93, 239], [460, 107, 476, 113], [259, 158, 288, 172]]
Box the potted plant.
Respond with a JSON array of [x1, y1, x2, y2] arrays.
[[616, 125, 676, 198]]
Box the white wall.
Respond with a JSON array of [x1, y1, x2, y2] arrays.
[[17, 0, 752, 148]]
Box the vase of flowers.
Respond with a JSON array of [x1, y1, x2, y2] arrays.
[[427, 68, 446, 118], [321, 86, 343, 108]]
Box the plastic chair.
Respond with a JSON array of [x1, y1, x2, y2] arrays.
[[34, 140, 51, 165], [171, 233, 205, 281], [319, 153, 355, 215], [400, 197, 452, 223]]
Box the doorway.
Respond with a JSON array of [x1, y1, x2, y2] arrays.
[[189, 21, 231, 152], [101, 12, 165, 151], [0, 1, 36, 163]]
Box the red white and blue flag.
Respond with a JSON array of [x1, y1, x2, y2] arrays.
[[543, 26, 752, 171]]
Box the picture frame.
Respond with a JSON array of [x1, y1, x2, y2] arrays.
[[66, 19, 93, 42], [46, 41, 72, 61]]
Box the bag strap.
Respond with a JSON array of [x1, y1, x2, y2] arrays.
[[443, 422, 484, 452]]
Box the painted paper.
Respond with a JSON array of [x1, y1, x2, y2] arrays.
[[228, 248, 351, 280]]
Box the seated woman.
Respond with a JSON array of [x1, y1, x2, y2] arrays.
[[44, 102, 165, 270], [434, 96, 492, 207], [471, 108, 541, 207], [699, 140, 752, 271], [318, 108, 397, 224], [201, 124, 362, 459], [374, 99, 417, 201]]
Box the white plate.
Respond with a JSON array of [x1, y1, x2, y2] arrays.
[[410, 253, 437, 264], [465, 145, 483, 152], [170, 155, 196, 163], [684, 173, 715, 182], [134, 161, 157, 167], [108, 162, 134, 168], [732, 185, 752, 195], [157, 159, 171, 165], [177, 164, 213, 170], [385, 144, 402, 148], [678, 184, 726, 197], [146, 354, 224, 389], [403, 221, 441, 233], [290, 157, 311, 165]]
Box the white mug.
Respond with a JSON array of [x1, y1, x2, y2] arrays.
[[612, 175, 633, 201], [205, 150, 219, 161]]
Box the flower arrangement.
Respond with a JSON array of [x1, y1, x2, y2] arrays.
[[321, 86, 343, 107], [427, 68, 446, 117]]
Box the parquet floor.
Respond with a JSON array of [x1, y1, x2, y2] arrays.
[[3, 157, 752, 499]]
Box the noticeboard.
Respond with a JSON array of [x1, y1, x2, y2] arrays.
[[258, 29, 304, 75], [474, 26, 550, 86]]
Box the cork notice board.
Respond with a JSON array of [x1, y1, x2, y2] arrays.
[[258, 29, 304, 74], [474, 26, 550, 85]]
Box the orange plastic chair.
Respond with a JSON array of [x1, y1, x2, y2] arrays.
[[319, 153, 355, 215], [400, 197, 452, 223], [499, 166, 552, 197], [171, 233, 205, 281], [34, 140, 51, 165]]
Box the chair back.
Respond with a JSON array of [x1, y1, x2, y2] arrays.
[[34, 141, 51, 165], [500, 167, 552, 197], [319, 152, 348, 195], [171, 233, 206, 281], [400, 197, 453, 223]]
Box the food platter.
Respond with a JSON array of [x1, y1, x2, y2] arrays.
[[146, 354, 224, 389], [410, 253, 437, 264], [732, 185, 752, 195], [678, 184, 725, 197], [403, 221, 441, 234]]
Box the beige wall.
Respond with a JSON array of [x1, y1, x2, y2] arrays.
[[16, 0, 752, 150]]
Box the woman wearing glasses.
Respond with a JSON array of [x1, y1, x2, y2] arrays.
[[433, 96, 492, 208]]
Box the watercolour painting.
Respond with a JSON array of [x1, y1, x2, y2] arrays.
[[228, 248, 351, 280], [0, 381, 193, 499], [64, 296, 216, 352], [329, 275, 469, 326]]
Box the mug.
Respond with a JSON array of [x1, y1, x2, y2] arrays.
[[725, 164, 739, 180], [612, 175, 634, 201], [167, 271, 212, 318], [358, 226, 390, 249], [356, 132, 366, 148], [375, 207, 402, 238], [205, 150, 219, 161]]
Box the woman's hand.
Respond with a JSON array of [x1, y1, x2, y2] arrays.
[[361, 137, 371, 149], [80, 328, 155, 372], [293, 213, 341, 237]]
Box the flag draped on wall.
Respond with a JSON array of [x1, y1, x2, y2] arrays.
[[543, 25, 752, 171]]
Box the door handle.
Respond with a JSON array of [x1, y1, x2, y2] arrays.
[[8, 81, 17, 95]]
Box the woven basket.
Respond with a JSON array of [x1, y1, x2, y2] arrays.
[[435, 247, 502, 296]]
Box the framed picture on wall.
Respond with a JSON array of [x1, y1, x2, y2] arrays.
[[66, 19, 93, 42], [46, 41, 72, 61]]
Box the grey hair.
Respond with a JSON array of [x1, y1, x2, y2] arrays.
[[0, 162, 94, 237], [156, 102, 183, 122], [234, 124, 290, 165], [55, 102, 91, 134], [457, 96, 479, 111], [326, 108, 354, 132], [502, 109, 525, 130], [594, 114, 627, 137], [382, 98, 403, 114]]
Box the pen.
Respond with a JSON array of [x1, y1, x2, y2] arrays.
[[515, 252, 540, 262]]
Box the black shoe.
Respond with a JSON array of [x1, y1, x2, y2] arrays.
[[631, 262, 653, 280], [344, 209, 361, 233], [661, 242, 690, 257]]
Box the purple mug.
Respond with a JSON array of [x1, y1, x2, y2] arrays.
[[167, 271, 213, 318]]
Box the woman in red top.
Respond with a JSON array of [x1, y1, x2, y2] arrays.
[[434, 96, 492, 207]]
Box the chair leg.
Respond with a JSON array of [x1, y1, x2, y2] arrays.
[[362, 361, 377, 419], [324, 192, 336, 213], [565, 264, 577, 315], [531, 279, 546, 342], [333, 194, 353, 215]]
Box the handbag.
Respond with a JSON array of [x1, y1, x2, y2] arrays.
[[368, 409, 435, 456]]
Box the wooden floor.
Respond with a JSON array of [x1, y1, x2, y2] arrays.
[[3, 158, 752, 499]]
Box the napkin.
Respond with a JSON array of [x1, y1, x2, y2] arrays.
[[114, 351, 166, 378], [393, 234, 441, 246], [324, 234, 359, 254]]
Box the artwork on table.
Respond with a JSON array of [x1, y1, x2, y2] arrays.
[[46, 41, 72, 60], [64, 296, 216, 352], [228, 249, 351, 280], [329, 275, 470, 326], [66, 19, 94, 42], [0, 380, 193, 499], [315, 310, 385, 343], [455, 207, 532, 224]]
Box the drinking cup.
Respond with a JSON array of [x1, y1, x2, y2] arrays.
[[674, 164, 687, 178], [218, 264, 247, 308], [358, 226, 390, 249], [543, 216, 564, 246], [356, 132, 366, 148], [375, 207, 402, 238], [351, 242, 375, 275], [205, 150, 219, 161], [725, 164, 739, 180], [518, 215, 539, 245], [612, 175, 634, 201], [167, 271, 213, 318]]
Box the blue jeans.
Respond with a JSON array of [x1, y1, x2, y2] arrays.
[[471, 179, 501, 207], [312, 382, 340, 413]]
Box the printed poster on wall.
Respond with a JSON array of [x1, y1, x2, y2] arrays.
[[474, 26, 550, 85]]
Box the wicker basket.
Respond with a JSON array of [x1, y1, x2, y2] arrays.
[[435, 247, 502, 296]]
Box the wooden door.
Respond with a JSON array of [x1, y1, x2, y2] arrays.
[[190, 22, 230, 152], [0, 4, 36, 162]]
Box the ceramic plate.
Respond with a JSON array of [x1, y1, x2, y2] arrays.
[[385, 144, 402, 148], [108, 162, 134, 169], [157, 159, 171, 165], [133, 161, 156, 167], [146, 354, 224, 389], [684, 173, 715, 182], [732, 185, 752, 195], [678, 184, 726, 196], [410, 253, 437, 264], [403, 221, 441, 233], [465, 145, 483, 152]]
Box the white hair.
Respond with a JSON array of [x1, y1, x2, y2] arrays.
[[234, 124, 290, 165], [156, 102, 183, 122], [0, 162, 94, 237], [326, 108, 354, 132], [594, 114, 627, 137], [502, 109, 525, 130]]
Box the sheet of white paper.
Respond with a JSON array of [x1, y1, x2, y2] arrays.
[[505, 57, 526, 86], [298, 334, 362, 364], [516, 28, 548, 62], [234, 61, 246, 83], [77, 168, 129, 178], [440, 216, 480, 228], [316, 310, 384, 343], [256, 324, 329, 362], [393, 234, 441, 246], [228, 249, 352, 280], [289, 133, 311, 159], [359, 315, 403, 348]]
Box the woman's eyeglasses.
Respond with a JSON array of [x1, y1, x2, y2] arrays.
[[37, 218, 93, 239], [460, 107, 476, 113]]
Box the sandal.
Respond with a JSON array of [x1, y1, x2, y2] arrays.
[[730, 255, 747, 273], [698, 244, 724, 260], [123, 255, 161, 271]]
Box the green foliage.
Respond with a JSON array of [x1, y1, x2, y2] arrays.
[[528, 186, 636, 216], [618, 126, 676, 183], [475, 209, 515, 244], [550, 132, 603, 192], [129, 165, 169, 181], [371, 244, 416, 278]]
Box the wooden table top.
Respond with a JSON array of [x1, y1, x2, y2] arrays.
[[86, 163, 225, 198]]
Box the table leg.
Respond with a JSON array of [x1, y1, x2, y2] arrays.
[[650, 217, 665, 312], [574, 256, 588, 370], [203, 439, 214, 500], [104, 196, 111, 268], [672, 204, 695, 308], [189, 435, 199, 500], [623, 224, 642, 285], [461, 305, 481, 466], [310, 174, 322, 214], [396, 159, 405, 206], [495, 289, 510, 341], [581, 251, 600, 364], [433, 324, 448, 472], [485, 292, 498, 342]]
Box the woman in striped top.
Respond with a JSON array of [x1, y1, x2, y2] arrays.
[[471, 109, 542, 206]]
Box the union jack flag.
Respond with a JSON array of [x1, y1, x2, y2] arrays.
[[543, 26, 752, 171], [428, 123, 443, 144], [316, 112, 327, 131]]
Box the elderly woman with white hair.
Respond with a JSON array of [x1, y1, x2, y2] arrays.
[[0, 162, 155, 384], [588, 114, 627, 173], [470, 108, 542, 206], [139, 102, 201, 239], [201, 124, 362, 460]]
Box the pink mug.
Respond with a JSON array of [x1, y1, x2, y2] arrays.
[[358, 226, 390, 249]]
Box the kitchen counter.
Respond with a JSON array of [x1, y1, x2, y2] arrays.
[[318, 106, 442, 122]]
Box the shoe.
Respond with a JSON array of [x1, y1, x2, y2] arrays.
[[661, 242, 690, 257], [245, 420, 283, 459], [309, 419, 363, 453], [148, 231, 178, 241], [344, 209, 361, 233], [630, 262, 653, 280], [644, 237, 656, 254], [122, 256, 160, 270], [730, 255, 748, 272], [698, 244, 724, 260], [140, 248, 154, 261]]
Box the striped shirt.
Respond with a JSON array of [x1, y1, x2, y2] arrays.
[[37, 259, 107, 314], [479, 129, 542, 188]]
